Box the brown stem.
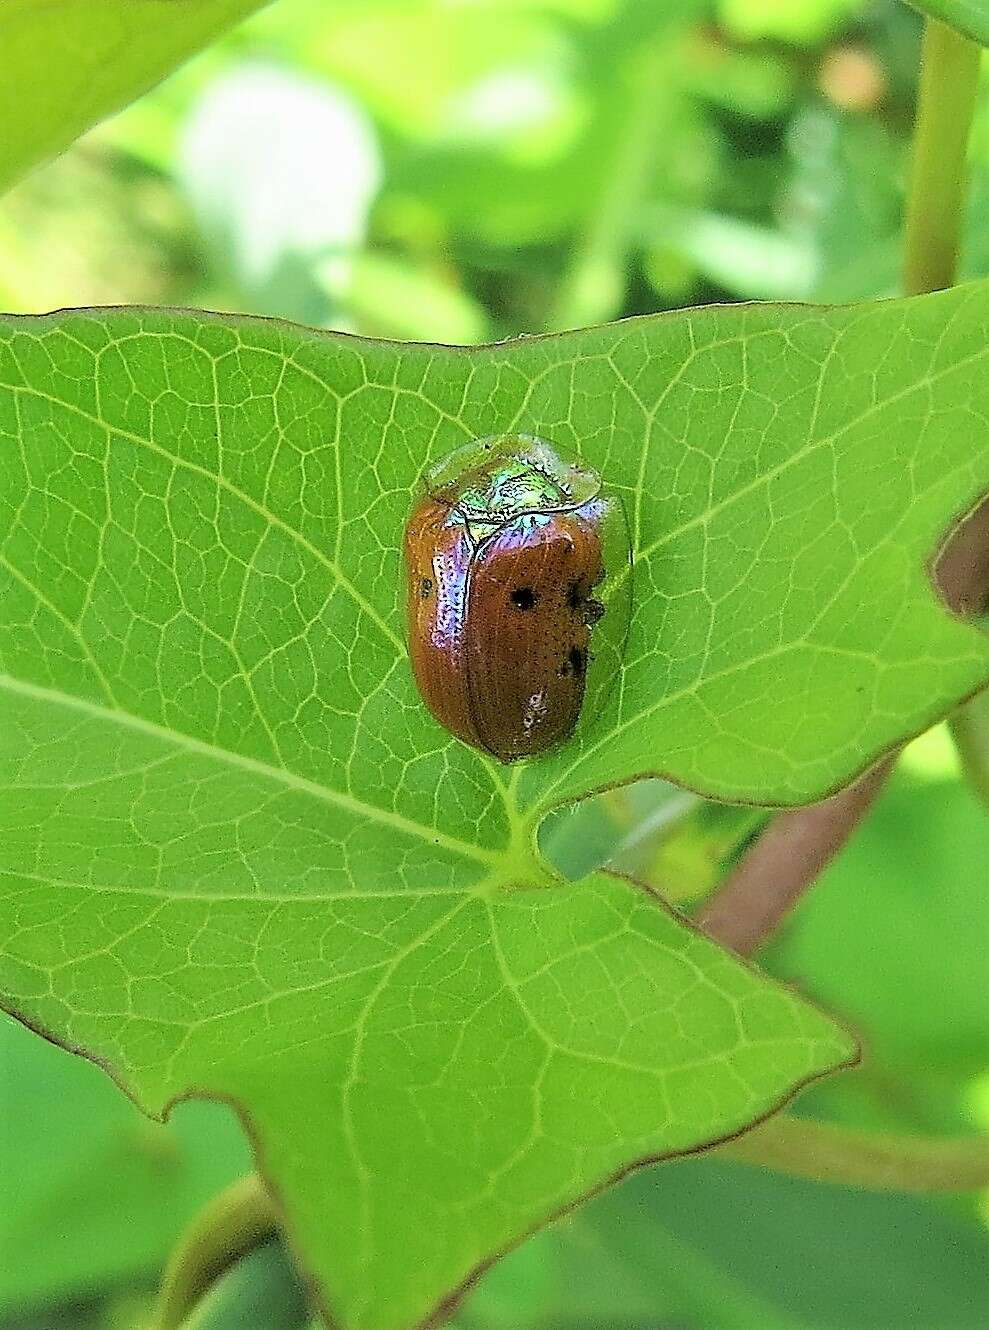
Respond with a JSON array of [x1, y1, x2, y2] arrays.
[[935, 497, 989, 617], [938, 495, 989, 809], [696, 757, 893, 956]]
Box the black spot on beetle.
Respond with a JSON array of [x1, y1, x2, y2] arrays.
[[420, 577, 434, 599], [568, 646, 587, 675], [511, 586, 538, 611], [567, 578, 605, 627]]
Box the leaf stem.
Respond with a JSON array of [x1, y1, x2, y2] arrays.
[[696, 758, 893, 956], [903, 19, 989, 806], [949, 690, 989, 806], [902, 18, 982, 297], [547, 41, 666, 331], [719, 1114, 989, 1193], [153, 1174, 278, 1330]]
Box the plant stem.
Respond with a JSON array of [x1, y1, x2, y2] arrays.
[[153, 1174, 278, 1330], [950, 689, 989, 805], [697, 758, 893, 956], [902, 19, 982, 297], [548, 41, 666, 332], [719, 1114, 989, 1193], [903, 19, 989, 807]]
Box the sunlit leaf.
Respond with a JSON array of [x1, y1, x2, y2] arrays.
[[0, 0, 270, 195], [177, 66, 382, 326], [907, 0, 989, 47], [719, 0, 867, 46], [3, 284, 989, 1326]]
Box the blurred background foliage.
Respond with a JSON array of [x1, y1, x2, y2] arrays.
[[7, 0, 984, 335], [2, 0, 989, 1327]]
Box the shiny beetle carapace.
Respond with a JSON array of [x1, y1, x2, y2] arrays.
[[404, 434, 631, 762]]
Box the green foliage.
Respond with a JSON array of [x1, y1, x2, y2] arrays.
[[540, 781, 763, 903], [0, 0, 731, 331], [908, 0, 989, 47], [1, 3, 989, 1329], [718, 0, 866, 46], [182, 1241, 310, 1330], [0, 1016, 249, 1316], [0, 0, 934, 332], [769, 767, 989, 1080], [0, 1, 271, 196], [455, 1154, 989, 1329], [0, 284, 988, 1326], [153, 1144, 989, 1330]]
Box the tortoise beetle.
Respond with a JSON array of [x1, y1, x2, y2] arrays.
[[404, 434, 631, 762]]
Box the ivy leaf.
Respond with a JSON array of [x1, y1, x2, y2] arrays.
[[906, 1, 989, 47], [0, 0, 271, 194], [2, 285, 988, 1329]]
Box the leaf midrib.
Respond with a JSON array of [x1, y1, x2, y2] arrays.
[[1, 865, 473, 903]]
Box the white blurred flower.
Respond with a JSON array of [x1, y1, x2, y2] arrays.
[[179, 65, 382, 309]]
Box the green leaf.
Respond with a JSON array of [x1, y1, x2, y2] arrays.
[[907, 1, 989, 47], [718, 0, 866, 46], [0, 1015, 249, 1316], [0, 0, 271, 195], [767, 766, 989, 1077], [454, 1154, 989, 1329], [3, 284, 989, 1327], [182, 1240, 311, 1330], [539, 778, 694, 881]]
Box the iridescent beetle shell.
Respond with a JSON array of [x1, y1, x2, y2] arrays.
[[404, 433, 631, 762]]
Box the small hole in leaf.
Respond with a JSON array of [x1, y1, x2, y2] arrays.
[[934, 493, 989, 616]]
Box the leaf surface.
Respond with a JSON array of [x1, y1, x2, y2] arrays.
[[455, 1154, 989, 1329], [768, 765, 989, 1074], [185, 1239, 311, 1330], [3, 288, 989, 1327], [907, 0, 989, 46], [0, 0, 270, 194], [0, 1017, 248, 1316]]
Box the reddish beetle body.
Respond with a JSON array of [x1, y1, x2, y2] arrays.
[[404, 435, 630, 762]]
